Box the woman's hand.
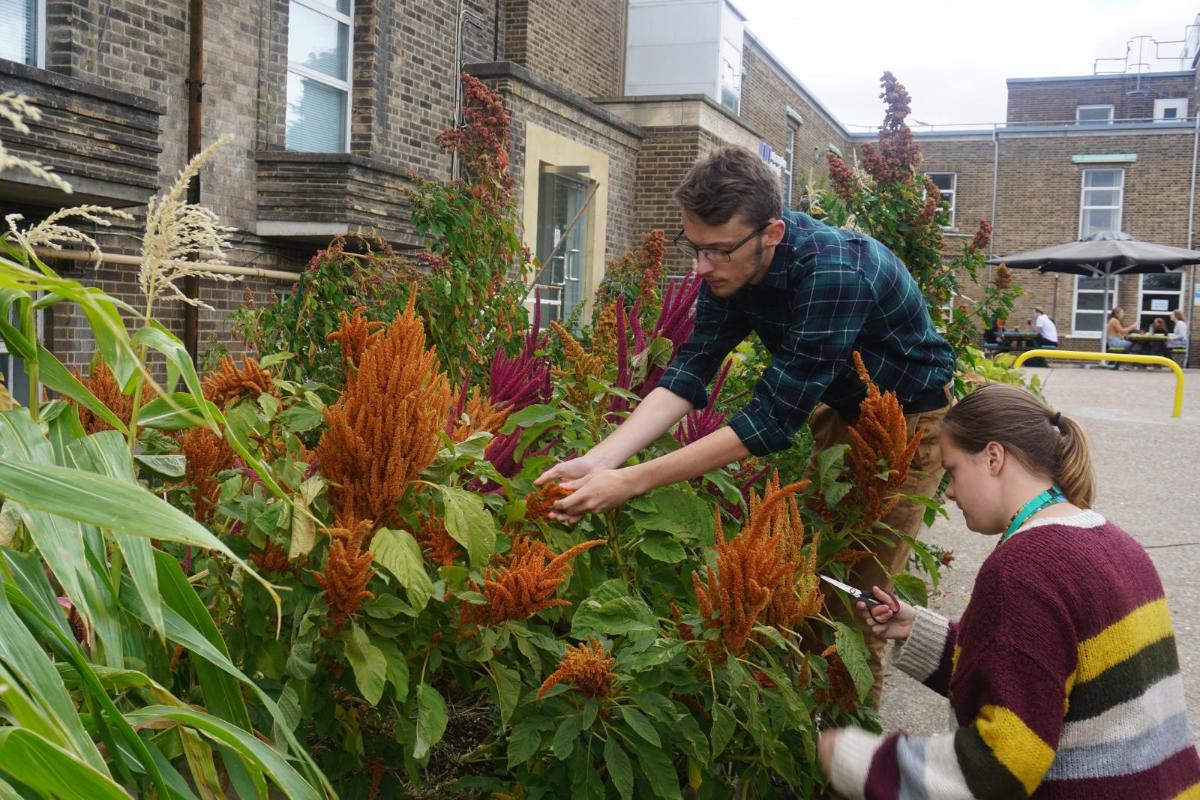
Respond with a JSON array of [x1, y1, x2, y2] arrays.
[[857, 585, 917, 640], [818, 729, 840, 779]]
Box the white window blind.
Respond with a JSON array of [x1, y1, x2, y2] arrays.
[[0, 0, 41, 66], [285, 0, 352, 153]]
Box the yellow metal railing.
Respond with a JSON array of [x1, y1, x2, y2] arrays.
[[1012, 349, 1185, 418]]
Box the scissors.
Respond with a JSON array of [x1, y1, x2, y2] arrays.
[[820, 575, 900, 624]]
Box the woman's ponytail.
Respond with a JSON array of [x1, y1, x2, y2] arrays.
[[1052, 413, 1094, 508]]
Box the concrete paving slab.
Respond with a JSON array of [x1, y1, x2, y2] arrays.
[[879, 364, 1200, 739]]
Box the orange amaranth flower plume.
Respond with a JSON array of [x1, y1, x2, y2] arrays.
[[466, 536, 603, 626], [591, 301, 618, 375], [316, 294, 452, 527], [202, 356, 273, 408], [415, 505, 461, 566], [548, 321, 601, 408], [317, 515, 375, 631], [327, 306, 383, 375], [748, 473, 823, 630], [250, 538, 292, 575], [178, 427, 235, 524], [816, 644, 861, 711], [525, 482, 573, 521], [847, 352, 923, 526], [691, 477, 817, 657], [449, 385, 512, 443], [72, 361, 133, 435], [536, 637, 617, 700]]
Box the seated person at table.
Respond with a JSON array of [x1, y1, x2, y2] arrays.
[[1168, 308, 1189, 348], [1033, 307, 1058, 347], [983, 317, 1002, 349], [1105, 307, 1136, 349], [1138, 319, 1170, 358]]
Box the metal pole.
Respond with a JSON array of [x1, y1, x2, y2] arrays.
[[1186, 108, 1199, 367], [184, 0, 205, 362], [988, 123, 999, 283], [32, 248, 299, 282]]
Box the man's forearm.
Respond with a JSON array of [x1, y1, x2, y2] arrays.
[[589, 387, 695, 467], [623, 425, 751, 495]]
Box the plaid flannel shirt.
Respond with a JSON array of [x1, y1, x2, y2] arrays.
[[658, 211, 955, 456]]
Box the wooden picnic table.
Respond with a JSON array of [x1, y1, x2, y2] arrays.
[[997, 330, 1041, 351], [1127, 333, 1170, 357]]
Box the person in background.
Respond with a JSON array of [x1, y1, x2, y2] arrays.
[[1105, 307, 1136, 350], [818, 383, 1200, 799], [1168, 308, 1189, 349], [1033, 307, 1058, 348], [1151, 317, 1169, 335], [1027, 307, 1058, 366]]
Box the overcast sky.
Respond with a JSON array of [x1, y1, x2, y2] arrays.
[[732, 1, 1199, 130]]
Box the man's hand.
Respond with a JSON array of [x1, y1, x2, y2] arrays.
[[541, 468, 639, 524]]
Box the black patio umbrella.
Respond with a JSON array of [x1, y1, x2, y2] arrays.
[[987, 231, 1200, 353]]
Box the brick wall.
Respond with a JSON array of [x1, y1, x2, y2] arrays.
[[1007, 73, 1194, 124], [0, 59, 162, 205], [471, 63, 642, 267], [501, 0, 625, 99], [45, 0, 190, 191], [918, 126, 1200, 355], [634, 127, 721, 276], [917, 137, 995, 241], [740, 36, 852, 208]]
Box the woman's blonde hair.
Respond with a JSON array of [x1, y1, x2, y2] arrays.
[[1172, 308, 1185, 322], [941, 384, 1094, 508]]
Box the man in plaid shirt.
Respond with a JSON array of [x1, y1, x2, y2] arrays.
[[538, 146, 954, 698]]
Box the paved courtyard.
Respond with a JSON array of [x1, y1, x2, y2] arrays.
[[880, 363, 1200, 738]]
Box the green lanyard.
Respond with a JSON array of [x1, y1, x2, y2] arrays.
[[998, 486, 1067, 546]]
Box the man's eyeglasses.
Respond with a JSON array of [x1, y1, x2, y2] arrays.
[[674, 221, 771, 263]]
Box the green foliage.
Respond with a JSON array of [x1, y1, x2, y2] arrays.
[[0, 240, 333, 797], [816, 72, 1025, 393], [232, 236, 418, 390]]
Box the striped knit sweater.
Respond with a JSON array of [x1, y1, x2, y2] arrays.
[[830, 511, 1200, 799]]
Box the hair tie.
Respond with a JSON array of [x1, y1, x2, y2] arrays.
[[1051, 411, 1062, 428]]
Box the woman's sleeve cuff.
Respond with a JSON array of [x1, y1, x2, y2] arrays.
[[893, 606, 950, 683], [829, 727, 882, 800]]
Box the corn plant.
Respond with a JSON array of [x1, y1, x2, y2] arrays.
[[0, 94, 332, 798]]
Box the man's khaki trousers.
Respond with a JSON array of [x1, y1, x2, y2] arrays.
[[808, 398, 949, 706]]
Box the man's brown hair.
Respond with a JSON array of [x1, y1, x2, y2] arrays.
[[674, 145, 783, 227]]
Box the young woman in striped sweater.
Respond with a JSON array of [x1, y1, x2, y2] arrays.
[[818, 383, 1200, 799]]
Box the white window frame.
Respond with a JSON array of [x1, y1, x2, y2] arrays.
[[1076, 104, 1114, 125], [285, 0, 353, 153], [3, 0, 45, 67], [1078, 168, 1124, 240], [1135, 273, 1185, 331], [1071, 275, 1119, 339], [34, 0, 45, 67], [926, 173, 956, 229], [1153, 98, 1188, 123], [783, 124, 796, 208]]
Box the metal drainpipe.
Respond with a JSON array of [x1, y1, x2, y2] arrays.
[[451, 0, 466, 180], [493, 0, 500, 61], [988, 123, 998, 283], [183, 0, 204, 363], [1187, 107, 1199, 364]]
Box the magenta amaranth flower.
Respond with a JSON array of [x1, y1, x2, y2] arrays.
[[675, 360, 732, 446]]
